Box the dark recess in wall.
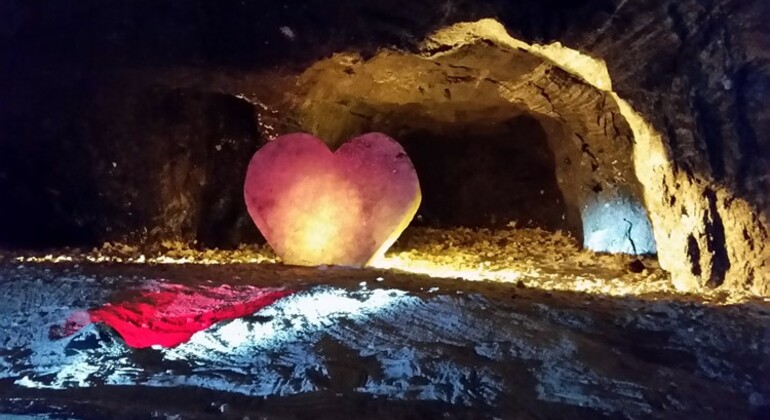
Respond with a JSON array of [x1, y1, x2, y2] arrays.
[[399, 115, 569, 232], [190, 92, 266, 249], [0, 87, 264, 249]]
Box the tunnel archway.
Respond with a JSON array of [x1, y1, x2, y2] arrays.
[[4, 12, 764, 295], [288, 23, 657, 257], [88, 17, 766, 294], [397, 115, 568, 232]]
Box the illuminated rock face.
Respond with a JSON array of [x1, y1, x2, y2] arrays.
[[244, 132, 421, 267]]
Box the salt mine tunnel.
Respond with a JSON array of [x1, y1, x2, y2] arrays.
[[0, 1, 769, 418]]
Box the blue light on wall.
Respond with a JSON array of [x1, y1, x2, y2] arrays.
[[581, 192, 656, 255]]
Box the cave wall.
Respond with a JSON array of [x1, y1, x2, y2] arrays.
[[289, 44, 656, 255], [0, 74, 263, 249], [86, 85, 264, 248], [394, 116, 569, 231], [557, 0, 770, 294], [0, 0, 768, 293]]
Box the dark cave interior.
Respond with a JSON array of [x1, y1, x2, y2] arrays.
[[0, 1, 769, 419]]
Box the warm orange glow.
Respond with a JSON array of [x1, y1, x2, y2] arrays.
[[371, 254, 717, 299], [11, 246, 764, 305], [244, 132, 421, 267], [371, 254, 526, 282], [271, 173, 364, 265]]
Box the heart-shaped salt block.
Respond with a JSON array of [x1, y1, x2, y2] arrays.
[[244, 132, 421, 267]]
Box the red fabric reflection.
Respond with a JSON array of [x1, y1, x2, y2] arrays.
[[52, 283, 293, 348]]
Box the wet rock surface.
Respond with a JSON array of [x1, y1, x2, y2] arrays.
[[0, 262, 767, 419]]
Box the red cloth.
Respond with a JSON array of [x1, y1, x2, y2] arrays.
[[52, 283, 293, 348]]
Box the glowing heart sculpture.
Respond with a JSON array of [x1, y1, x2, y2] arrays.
[[244, 132, 421, 266]]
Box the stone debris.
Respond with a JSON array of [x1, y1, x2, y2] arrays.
[[4, 227, 762, 304]]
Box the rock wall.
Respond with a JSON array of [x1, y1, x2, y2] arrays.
[[0, 0, 767, 294], [289, 43, 656, 254], [555, 0, 770, 294], [84, 84, 264, 248], [0, 73, 263, 249]]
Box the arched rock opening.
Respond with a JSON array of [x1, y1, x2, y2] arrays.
[[2, 9, 767, 296], [288, 34, 657, 256], [397, 115, 567, 232]]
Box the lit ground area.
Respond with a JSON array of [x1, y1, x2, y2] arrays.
[[6, 227, 748, 302], [0, 228, 769, 419]]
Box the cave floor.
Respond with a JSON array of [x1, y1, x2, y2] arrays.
[[7, 226, 749, 301], [0, 258, 768, 419]]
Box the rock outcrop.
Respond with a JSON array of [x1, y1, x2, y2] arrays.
[[0, 0, 767, 294]]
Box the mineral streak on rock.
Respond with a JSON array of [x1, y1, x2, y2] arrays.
[[244, 132, 421, 267]]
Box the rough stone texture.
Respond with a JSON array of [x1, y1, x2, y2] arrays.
[[553, 0, 770, 295], [0, 0, 768, 294], [0, 263, 767, 419], [86, 85, 265, 249], [288, 43, 656, 254], [0, 76, 263, 248]]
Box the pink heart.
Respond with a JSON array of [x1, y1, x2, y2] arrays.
[[244, 132, 421, 267]]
